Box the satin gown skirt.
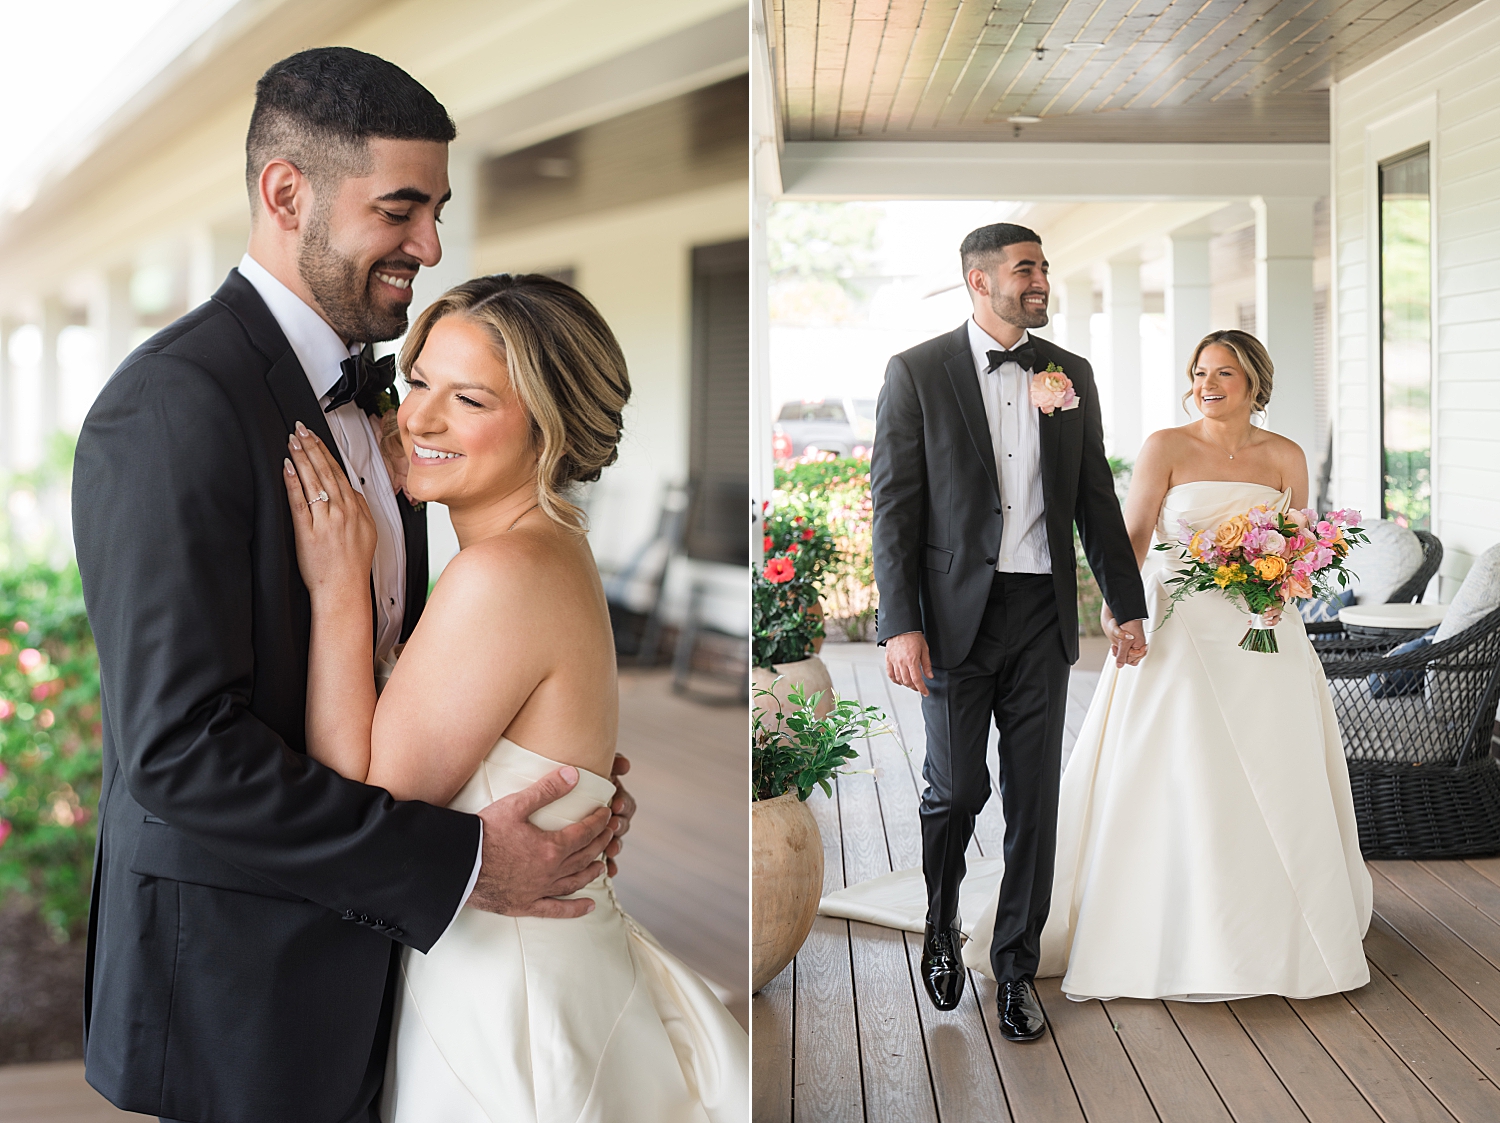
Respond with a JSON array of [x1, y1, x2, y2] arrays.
[[820, 481, 1372, 1003], [379, 738, 748, 1123]]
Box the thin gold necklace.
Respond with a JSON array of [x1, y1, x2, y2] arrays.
[[506, 503, 539, 531]]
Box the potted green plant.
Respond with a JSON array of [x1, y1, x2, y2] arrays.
[[754, 502, 838, 720], [751, 681, 884, 992]]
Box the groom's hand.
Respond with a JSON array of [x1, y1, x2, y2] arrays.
[[468, 767, 615, 919], [886, 632, 934, 696], [604, 753, 636, 878]]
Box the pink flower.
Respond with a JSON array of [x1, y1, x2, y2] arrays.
[[1030, 368, 1078, 415], [1310, 544, 1334, 570], [1288, 509, 1313, 531], [1343, 510, 1362, 527], [0, 700, 12, 720], [1291, 559, 1315, 581], [12, 621, 27, 634], [1282, 574, 1313, 600], [17, 648, 43, 673], [0, 819, 10, 848], [1316, 521, 1335, 541]]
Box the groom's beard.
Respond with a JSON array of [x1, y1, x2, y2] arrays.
[[990, 288, 1049, 331], [297, 210, 414, 344]]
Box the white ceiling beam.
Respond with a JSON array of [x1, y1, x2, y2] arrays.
[[458, 6, 748, 156], [776, 141, 1330, 201]]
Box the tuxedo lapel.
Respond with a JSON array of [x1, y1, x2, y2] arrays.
[[212, 269, 348, 477], [942, 325, 1000, 503]]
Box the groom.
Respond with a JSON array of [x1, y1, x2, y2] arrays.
[[72, 49, 634, 1122], [871, 223, 1148, 1040]]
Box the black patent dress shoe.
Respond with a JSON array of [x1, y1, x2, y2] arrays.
[[921, 921, 966, 1010], [997, 978, 1047, 1041]]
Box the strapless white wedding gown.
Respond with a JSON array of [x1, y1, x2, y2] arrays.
[[821, 481, 1372, 1002], [379, 737, 748, 1122]]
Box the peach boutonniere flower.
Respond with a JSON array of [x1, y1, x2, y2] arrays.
[[1030, 363, 1078, 414]]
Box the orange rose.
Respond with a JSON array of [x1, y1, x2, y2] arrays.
[[1213, 515, 1252, 552], [1252, 555, 1288, 581]]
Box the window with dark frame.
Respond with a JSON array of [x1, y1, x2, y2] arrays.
[[1378, 145, 1432, 531], [685, 239, 749, 566]]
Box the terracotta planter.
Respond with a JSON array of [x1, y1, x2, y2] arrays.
[[808, 602, 826, 653], [752, 791, 824, 992], [751, 654, 835, 723]]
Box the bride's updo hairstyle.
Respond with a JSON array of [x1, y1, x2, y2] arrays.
[[399, 274, 630, 531], [1182, 329, 1275, 415]]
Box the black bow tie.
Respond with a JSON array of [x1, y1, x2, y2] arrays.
[[986, 342, 1035, 373], [326, 346, 398, 414]]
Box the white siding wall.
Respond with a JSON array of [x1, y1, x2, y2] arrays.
[[1332, 0, 1500, 597]]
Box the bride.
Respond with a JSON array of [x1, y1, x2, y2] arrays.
[[279, 273, 747, 1120], [962, 328, 1372, 1000]]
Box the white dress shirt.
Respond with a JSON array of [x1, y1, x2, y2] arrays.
[[238, 254, 483, 925], [967, 318, 1051, 574]]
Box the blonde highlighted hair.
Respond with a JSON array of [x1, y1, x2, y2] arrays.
[[1182, 329, 1275, 415], [399, 274, 630, 531]]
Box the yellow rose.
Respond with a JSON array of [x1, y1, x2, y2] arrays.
[[1253, 555, 1288, 581], [1214, 515, 1252, 552]]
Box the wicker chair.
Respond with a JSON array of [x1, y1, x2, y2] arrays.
[[1305, 528, 1444, 640], [1318, 603, 1500, 858]]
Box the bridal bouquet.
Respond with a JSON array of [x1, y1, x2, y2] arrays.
[[1154, 505, 1369, 653]]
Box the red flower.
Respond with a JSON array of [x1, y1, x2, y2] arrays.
[[763, 536, 774, 553], [801, 528, 815, 541], [786, 543, 800, 554], [763, 557, 796, 584]]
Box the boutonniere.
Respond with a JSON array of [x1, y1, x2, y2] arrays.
[[365, 403, 424, 510], [1030, 363, 1079, 415]]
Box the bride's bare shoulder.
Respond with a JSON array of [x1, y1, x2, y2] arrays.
[[438, 528, 580, 598]]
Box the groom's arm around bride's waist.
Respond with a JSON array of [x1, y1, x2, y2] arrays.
[[73, 350, 479, 954]]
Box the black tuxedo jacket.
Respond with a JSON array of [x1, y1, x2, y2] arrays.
[[871, 323, 1148, 668], [72, 270, 480, 1122]]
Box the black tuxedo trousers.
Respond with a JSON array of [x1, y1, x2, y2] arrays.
[[920, 572, 1069, 984], [73, 270, 479, 1123]]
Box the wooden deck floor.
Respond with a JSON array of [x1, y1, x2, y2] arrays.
[[753, 641, 1500, 1123]]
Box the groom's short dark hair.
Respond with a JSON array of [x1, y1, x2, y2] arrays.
[[246, 47, 456, 208], [960, 223, 1043, 275]]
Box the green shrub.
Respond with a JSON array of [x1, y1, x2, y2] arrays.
[[0, 565, 101, 941], [774, 455, 876, 641]]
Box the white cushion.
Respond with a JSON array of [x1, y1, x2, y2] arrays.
[[1433, 543, 1500, 643], [1347, 520, 1424, 605]]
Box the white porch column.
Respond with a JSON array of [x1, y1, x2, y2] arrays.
[[186, 223, 248, 308], [1104, 255, 1142, 459], [1252, 196, 1317, 461], [750, 194, 773, 529], [1166, 231, 1212, 422], [92, 266, 136, 376], [1062, 273, 1093, 360], [408, 145, 482, 577], [39, 297, 65, 443]]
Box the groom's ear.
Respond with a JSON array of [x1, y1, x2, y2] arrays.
[[256, 158, 311, 232], [965, 265, 993, 298]]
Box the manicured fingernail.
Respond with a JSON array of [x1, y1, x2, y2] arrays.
[[284, 458, 295, 475], [560, 766, 578, 785], [295, 421, 310, 436], [584, 900, 595, 913], [289, 435, 302, 450]]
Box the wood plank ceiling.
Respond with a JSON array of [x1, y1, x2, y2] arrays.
[[770, 0, 1484, 142]]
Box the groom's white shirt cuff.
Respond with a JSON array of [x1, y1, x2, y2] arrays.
[[452, 831, 484, 927]]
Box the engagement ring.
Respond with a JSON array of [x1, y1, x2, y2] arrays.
[[311, 491, 329, 504]]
